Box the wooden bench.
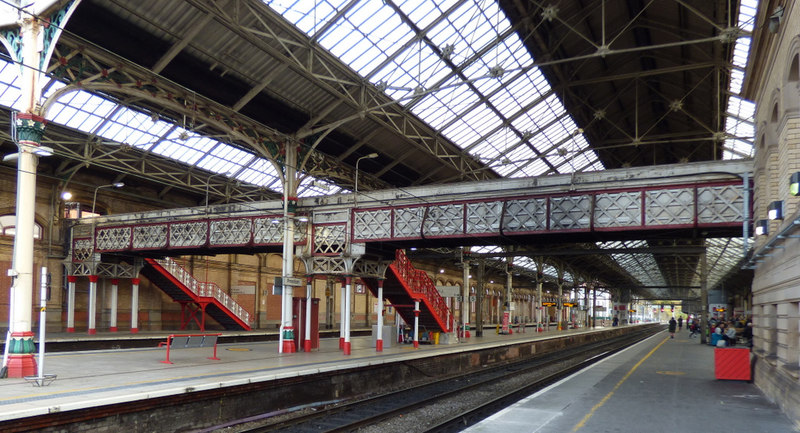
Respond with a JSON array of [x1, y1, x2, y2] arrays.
[[158, 333, 221, 364]]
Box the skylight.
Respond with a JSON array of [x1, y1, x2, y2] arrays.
[[267, 0, 603, 177], [0, 58, 347, 198], [723, 0, 757, 159]]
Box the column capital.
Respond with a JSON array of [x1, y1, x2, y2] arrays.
[[88, 275, 99, 283], [131, 278, 141, 285], [14, 112, 47, 146]]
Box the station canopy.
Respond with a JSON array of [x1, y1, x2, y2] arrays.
[[0, 0, 758, 303]]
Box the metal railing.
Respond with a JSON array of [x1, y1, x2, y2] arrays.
[[155, 257, 251, 326], [394, 249, 451, 332]]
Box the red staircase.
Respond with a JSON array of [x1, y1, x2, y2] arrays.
[[141, 257, 251, 331], [363, 250, 452, 332]]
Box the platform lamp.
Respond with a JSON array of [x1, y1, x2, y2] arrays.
[[755, 219, 769, 236], [768, 200, 784, 220], [790, 172, 800, 196], [354, 152, 378, 208], [91, 182, 124, 215]]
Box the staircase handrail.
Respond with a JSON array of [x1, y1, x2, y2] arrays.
[[155, 258, 251, 325], [394, 250, 451, 331]]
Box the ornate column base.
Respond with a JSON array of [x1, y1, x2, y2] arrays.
[[6, 354, 36, 378], [6, 332, 37, 378]]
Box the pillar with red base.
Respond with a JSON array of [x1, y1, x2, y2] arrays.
[[109, 279, 119, 332], [376, 279, 384, 352], [5, 4, 80, 378], [343, 276, 352, 355], [87, 275, 98, 335], [304, 276, 313, 353], [130, 278, 140, 333], [339, 282, 346, 350], [6, 331, 36, 378], [66, 275, 77, 332], [282, 327, 296, 353]]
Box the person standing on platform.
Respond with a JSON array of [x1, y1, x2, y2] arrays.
[[668, 317, 677, 338], [677, 316, 683, 331], [742, 322, 753, 348]]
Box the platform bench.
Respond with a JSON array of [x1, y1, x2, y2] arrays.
[[158, 333, 222, 364]]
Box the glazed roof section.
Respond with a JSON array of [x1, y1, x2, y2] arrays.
[[268, 0, 603, 178], [1, 0, 755, 198]]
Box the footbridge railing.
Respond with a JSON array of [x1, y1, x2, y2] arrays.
[[149, 257, 251, 329], [391, 249, 451, 332]]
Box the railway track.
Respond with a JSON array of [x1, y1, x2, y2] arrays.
[[219, 325, 663, 433]]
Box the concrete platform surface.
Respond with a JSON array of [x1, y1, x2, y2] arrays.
[[466, 328, 798, 433], [0, 325, 581, 423]]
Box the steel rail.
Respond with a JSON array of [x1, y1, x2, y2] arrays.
[[233, 325, 662, 432]]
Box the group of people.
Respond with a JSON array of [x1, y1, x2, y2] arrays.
[[667, 315, 753, 347]]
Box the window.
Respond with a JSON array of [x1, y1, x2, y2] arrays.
[[0, 215, 42, 239]]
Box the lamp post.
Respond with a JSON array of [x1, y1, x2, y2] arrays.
[[91, 182, 124, 215], [205, 172, 232, 210], [354, 153, 378, 208]]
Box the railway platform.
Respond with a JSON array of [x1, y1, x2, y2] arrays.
[[0, 323, 590, 430], [2, 324, 793, 432], [465, 327, 797, 433]]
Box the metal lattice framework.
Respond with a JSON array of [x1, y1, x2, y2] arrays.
[[352, 181, 745, 241], [62, 159, 751, 298]]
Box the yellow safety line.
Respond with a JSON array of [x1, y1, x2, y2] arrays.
[[571, 336, 669, 432]]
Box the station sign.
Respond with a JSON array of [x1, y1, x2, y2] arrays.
[[436, 285, 460, 297], [274, 276, 304, 287], [542, 302, 557, 306]]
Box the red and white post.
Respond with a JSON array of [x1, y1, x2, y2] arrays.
[[339, 282, 346, 350], [376, 279, 384, 352], [304, 276, 312, 353], [343, 276, 352, 355]]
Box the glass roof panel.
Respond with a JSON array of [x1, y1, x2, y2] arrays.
[[265, 0, 349, 35], [720, 0, 756, 159], [268, 1, 603, 176], [396, 0, 458, 29]]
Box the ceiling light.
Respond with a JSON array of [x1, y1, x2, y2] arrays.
[[768, 200, 783, 220], [755, 219, 769, 236], [61, 191, 72, 200], [34, 146, 53, 157], [296, 215, 309, 222]]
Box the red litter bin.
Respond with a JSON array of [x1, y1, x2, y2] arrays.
[[714, 348, 751, 381]]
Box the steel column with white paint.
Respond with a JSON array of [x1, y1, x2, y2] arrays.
[[88, 275, 98, 334], [109, 279, 119, 332], [66, 276, 77, 333], [130, 278, 140, 333]]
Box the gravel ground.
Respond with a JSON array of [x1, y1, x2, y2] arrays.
[[357, 358, 581, 433]]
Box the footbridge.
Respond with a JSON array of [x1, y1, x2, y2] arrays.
[[65, 160, 752, 332]]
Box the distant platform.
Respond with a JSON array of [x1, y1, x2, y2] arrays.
[[465, 328, 796, 433]]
